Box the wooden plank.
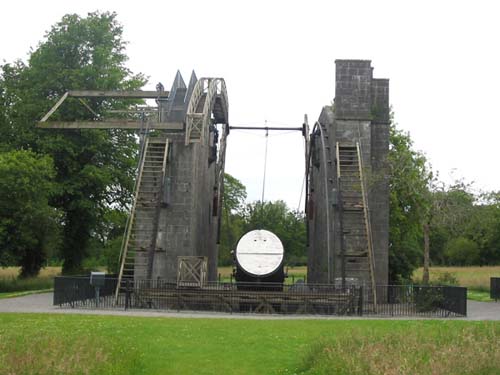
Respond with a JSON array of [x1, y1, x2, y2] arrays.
[[37, 121, 184, 130], [68, 90, 169, 98], [40, 92, 69, 122], [356, 142, 377, 309]]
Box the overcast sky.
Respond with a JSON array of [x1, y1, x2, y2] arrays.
[[2, 0, 499, 208]]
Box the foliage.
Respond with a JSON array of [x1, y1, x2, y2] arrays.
[[428, 184, 500, 267], [243, 200, 307, 265], [433, 271, 459, 286], [414, 286, 444, 312], [219, 173, 247, 266], [0, 12, 146, 274], [219, 174, 307, 267], [84, 208, 127, 274], [0, 150, 60, 277], [444, 237, 480, 266], [388, 121, 432, 283]]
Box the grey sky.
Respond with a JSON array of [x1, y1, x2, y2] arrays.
[[2, 0, 499, 208]]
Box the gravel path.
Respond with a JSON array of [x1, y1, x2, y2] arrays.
[[0, 292, 498, 320]]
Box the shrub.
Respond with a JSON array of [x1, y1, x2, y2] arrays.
[[444, 237, 480, 266]]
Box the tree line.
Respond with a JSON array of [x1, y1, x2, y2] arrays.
[[219, 174, 306, 267], [1, 12, 498, 281]]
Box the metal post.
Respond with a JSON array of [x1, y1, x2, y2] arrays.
[[97, 287, 101, 307], [125, 280, 130, 310], [358, 286, 363, 316]]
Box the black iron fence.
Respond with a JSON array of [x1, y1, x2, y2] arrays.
[[52, 277, 467, 317], [53, 275, 117, 307], [373, 285, 467, 317], [491, 278, 500, 301]]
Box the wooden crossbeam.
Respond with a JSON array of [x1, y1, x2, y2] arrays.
[[39, 90, 170, 124], [37, 121, 184, 130], [67, 90, 170, 98]]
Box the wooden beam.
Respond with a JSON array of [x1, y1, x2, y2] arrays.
[[40, 92, 69, 122], [37, 121, 184, 130], [68, 90, 169, 99]]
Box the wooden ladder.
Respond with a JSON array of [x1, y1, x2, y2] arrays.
[[336, 142, 377, 307], [114, 136, 170, 304]]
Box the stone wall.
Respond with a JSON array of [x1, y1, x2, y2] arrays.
[[308, 60, 389, 286], [151, 133, 218, 282]]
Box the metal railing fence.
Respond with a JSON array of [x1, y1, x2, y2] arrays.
[[373, 285, 467, 317], [53, 277, 467, 317]]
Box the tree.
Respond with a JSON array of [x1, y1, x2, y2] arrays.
[[0, 12, 146, 274], [425, 181, 476, 272], [243, 200, 307, 265], [0, 150, 60, 277], [388, 121, 432, 283], [444, 237, 480, 266], [219, 174, 247, 265]]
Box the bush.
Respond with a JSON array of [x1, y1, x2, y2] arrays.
[[433, 271, 459, 286], [415, 286, 444, 312], [444, 237, 480, 266], [103, 237, 122, 274]]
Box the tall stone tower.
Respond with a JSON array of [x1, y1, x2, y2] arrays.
[[307, 60, 389, 288]]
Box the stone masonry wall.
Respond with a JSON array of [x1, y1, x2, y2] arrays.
[[308, 60, 389, 286]]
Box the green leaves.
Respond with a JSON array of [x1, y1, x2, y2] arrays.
[[0, 11, 145, 274], [0, 150, 60, 277], [388, 121, 433, 283], [219, 175, 307, 266]]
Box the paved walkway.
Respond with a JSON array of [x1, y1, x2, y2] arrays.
[[0, 293, 498, 320]]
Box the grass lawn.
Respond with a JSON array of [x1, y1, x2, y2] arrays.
[[0, 314, 498, 375]]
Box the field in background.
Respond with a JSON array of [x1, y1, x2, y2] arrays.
[[0, 314, 498, 375], [0, 267, 61, 294], [0, 266, 61, 279], [413, 266, 500, 291]]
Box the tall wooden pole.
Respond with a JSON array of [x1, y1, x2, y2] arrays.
[[423, 222, 430, 284]]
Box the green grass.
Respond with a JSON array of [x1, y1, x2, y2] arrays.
[[0, 314, 498, 375], [0, 276, 54, 293], [0, 289, 53, 299], [467, 289, 494, 302], [0, 266, 59, 296]]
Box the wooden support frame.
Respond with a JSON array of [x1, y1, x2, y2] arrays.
[[67, 90, 169, 98], [38, 90, 171, 127], [177, 256, 208, 288], [356, 142, 378, 309], [37, 121, 184, 130]]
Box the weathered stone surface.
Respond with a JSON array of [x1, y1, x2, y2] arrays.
[[308, 60, 389, 286]]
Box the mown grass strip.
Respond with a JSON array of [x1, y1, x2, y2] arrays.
[[467, 289, 494, 302], [0, 314, 498, 375]]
